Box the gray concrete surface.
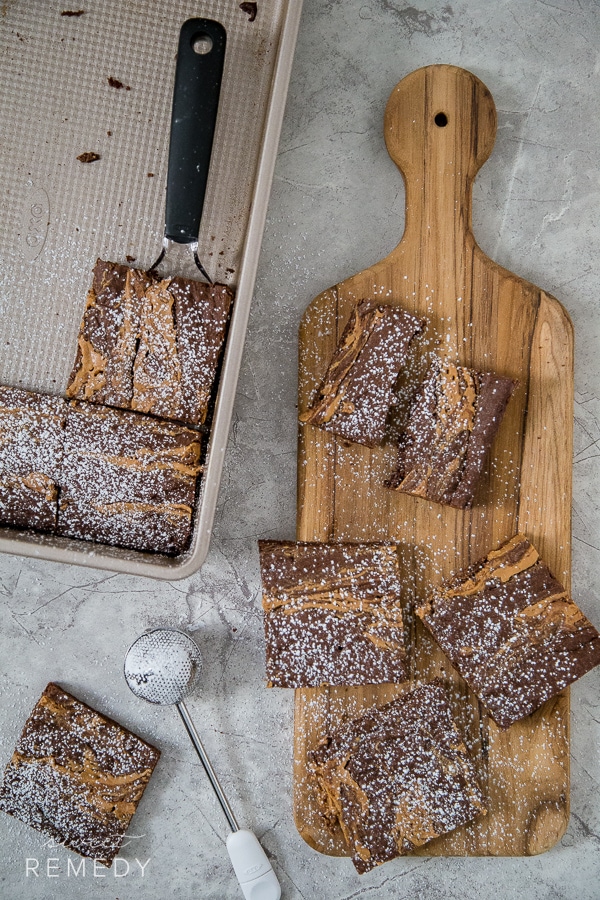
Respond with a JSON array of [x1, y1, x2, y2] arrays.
[[1, 1, 599, 898]]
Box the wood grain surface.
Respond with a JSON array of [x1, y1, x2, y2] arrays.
[[295, 65, 573, 858]]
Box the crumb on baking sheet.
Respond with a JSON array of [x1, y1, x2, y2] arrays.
[[76, 152, 100, 163], [108, 76, 131, 90], [240, 2, 258, 22]]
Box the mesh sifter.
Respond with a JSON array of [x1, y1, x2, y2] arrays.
[[124, 628, 281, 900]]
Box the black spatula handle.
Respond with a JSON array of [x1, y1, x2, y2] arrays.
[[164, 18, 226, 244]]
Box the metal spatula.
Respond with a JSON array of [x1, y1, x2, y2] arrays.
[[124, 628, 281, 900], [148, 18, 226, 282]]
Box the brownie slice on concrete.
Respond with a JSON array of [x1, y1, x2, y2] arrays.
[[0, 682, 160, 866], [417, 534, 600, 728]]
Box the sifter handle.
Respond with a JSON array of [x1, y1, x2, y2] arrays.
[[164, 18, 226, 244], [226, 829, 281, 900], [176, 700, 239, 833]]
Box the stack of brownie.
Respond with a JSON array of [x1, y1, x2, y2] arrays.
[[257, 296, 600, 873], [301, 298, 516, 507], [0, 258, 233, 555]]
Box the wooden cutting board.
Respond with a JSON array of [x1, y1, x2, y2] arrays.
[[295, 65, 573, 858]]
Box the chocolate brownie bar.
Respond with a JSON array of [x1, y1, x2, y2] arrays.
[[0, 682, 160, 866], [66, 258, 233, 425], [57, 401, 201, 554], [299, 300, 426, 446], [387, 358, 516, 508], [0, 386, 67, 532], [417, 534, 600, 728], [258, 541, 407, 688], [310, 681, 486, 873]]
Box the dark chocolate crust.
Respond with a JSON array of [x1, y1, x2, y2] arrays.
[[417, 534, 600, 728], [309, 681, 486, 873], [66, 259, 233, 426], [299, 300, 426, 447], [258, 541, 408, 688], [387, 359, 516, 508], [0, 386, 67, 532], [56, 401, 202, 554], [0, 683, 160, 865]]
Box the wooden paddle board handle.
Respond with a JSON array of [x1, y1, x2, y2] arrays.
[[384, 65, 497, 244]]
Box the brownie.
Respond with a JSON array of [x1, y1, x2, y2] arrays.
[[299, 300, 426, 446], [0, 683, 160, 866], [417, 534, 600, 728], [309, 681, 486, 873], [57, 401, 202, 554], [386, 358, 516, 508], [258, 541, 407, 688], [0, 386, 67, 532], [66, 258, 233, 425]]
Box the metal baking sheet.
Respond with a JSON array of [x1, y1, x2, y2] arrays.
[[0, 0, 303, 578]]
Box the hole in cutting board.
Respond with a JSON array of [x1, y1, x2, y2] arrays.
[[192, 33, 213, 54], [434, 112, 448, 127]]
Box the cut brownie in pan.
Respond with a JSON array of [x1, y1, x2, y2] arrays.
[[309, 681, 486, 873], [0, 386, 67, 532], [258, 541, 407, 687], [299, 299, 426, 446], [417, 534, 600, 728], [66, 258, 233, 425], [387, 358, 516, 508], [0, 682, 160, 866], [57, 401, 202, 554]]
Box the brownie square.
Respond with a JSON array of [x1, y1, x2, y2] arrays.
[[386, 358, 516, 508], [57, 401, 201, 554], [258, 541, 408, 687], [0, 386, 67, 532], [417, 534, 600, 728], [309, 681, 486, 873], [0, 683, 160, 866], [299, 300, 425, 446], [66, 258, 233, 425]]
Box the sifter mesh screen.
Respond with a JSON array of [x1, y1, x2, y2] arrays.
[[124, 627, 203, 705]]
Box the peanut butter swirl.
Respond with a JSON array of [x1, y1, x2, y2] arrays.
[[90, 500, 193, 523], [310, 753, 371, 853], [300, 302, 386, 425], [20, 472, 58, 501], [12, 749, 151, 822], [445, 533, 539, 598], [398, 361, 478, 498], [66, 329, 108, 400], [261, 561, 402, 618], [132, 277, 185, 417], [74, 443, 201, 478]]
